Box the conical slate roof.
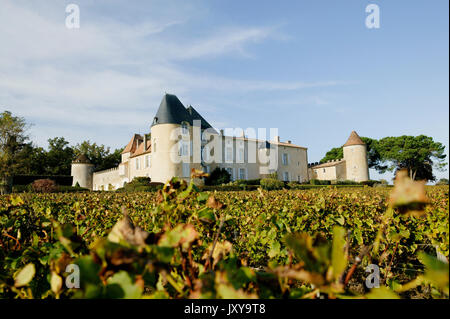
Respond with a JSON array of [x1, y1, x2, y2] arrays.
[[343, 131, 365, 147], [72, 154, 91, 164], [186, 105, 215, 131], [152, 94, 193, 127]]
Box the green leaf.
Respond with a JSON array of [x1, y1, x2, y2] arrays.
[[198, 208, 216, 223], [331, 226, 347, 280], [335, 215, 345, 226], [14, 263, 36, 287], [107, 271, 142, 299], [284, 233, 317, 271], [268, 241, 281, 258], [418, 252, 449, 294], [197, 192, 210, 202], [75, 256, 101, 285], [365, 286, 400, 299]]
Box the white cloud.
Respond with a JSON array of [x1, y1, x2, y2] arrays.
[[0, 0, 345, 148]]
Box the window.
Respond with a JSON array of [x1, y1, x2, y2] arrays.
[[283, 172, 289, 181], [181, 122, 189, 136], [202, 145, 210, 162], [179, 141, 189, 157], [226, 147, 233, 162], [182, 163, 190, 177], [323, 168, 326, 173], [282, 153, 289, 165], [135, 158, 140, 170], [204, 166, 210, 174], [225, 167, 233, 180], [237, 148, 244, 162], [298, 175, 301, 182], [145, 155, 151, 168], [239, 168, 246, 180], [153, 139, 156, 152]]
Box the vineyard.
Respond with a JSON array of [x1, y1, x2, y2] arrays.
[[0, 170, 448, 299]]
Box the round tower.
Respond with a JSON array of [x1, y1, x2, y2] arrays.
[[150, 94, 203, 184], [343, 131, 369, 182], [71, 154, 94, 190]]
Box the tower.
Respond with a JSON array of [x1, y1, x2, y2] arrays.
[[71, 154, 94, 190], [150, 94, 203, 183], [343, 131, 369, 182]]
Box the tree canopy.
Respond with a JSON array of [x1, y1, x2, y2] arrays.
[[73, 141, 122, 172], [0, 111, 30, 193], [1, 111, 124, 186], [1, 112, 29, 173], [376, 135, 447, 181]]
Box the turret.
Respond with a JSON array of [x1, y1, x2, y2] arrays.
[[343, 131, 369, 182], [71, 154, 94, 190], [150, 94, 204, 183]]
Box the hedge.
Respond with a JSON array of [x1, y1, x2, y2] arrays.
[[12, 184, 89, 193], [12, 175, 73, 186], [200, 185, 260, 192]]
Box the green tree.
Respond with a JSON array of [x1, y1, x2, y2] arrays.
[[14, 143, 47, 175], [204, 167, 231, 186], [44, 137, 74, 175], [73, 140, 122, 172], [320, 147, 343, 163], [0, 111, 30, 194], [376, 135, 447, 181]]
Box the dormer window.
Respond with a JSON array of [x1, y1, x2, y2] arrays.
[[152, 117, 158, 125], [181, 122, 189, 136]]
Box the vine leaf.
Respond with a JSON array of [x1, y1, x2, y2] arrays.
[[14, 263, 35, 287]]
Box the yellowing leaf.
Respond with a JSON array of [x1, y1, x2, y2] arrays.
[[14, 263, 36, 287], [51, 272, 63, 294], [365, 286, 400, 299], [331, 226, 347, 280], [389, 169, 429, 216]]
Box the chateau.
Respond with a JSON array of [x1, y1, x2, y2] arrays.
[[71, 94, 369, 190]]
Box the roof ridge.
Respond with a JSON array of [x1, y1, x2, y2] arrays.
[[343, 131, 365, 147]]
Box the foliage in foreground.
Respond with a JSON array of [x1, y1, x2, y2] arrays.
[[0, 170, 448, 299]]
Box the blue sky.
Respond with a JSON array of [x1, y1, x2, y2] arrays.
[[1, 0, 448, 182]]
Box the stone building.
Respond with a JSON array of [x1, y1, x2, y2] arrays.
[[308, 131, 370, 182], [72, 94, 368, 190]]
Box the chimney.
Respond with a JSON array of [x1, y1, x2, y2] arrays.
[[220, 129, 224, 136], [287, 140, 291, 144], [274, 136, 280, 143]]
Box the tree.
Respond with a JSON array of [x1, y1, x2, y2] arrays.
[[376, 135, 447, 181], [73, 140, 122, 172], [204, 167, 231, 186], [320, 137, 386, 171], [0, 111, 30, 194], [44, 137, 74, 175], [320, 147, 343, 163], [13, 143, 47, 175]]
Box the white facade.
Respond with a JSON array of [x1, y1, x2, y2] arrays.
[[71, 95, 368, 190]]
